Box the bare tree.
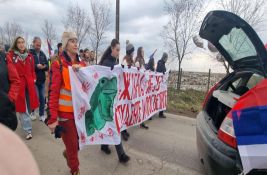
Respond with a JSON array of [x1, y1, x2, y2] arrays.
[[1, 21, 24, 46], [0, 27, 4, 44], [216, 53, 230, 74], [89, 0, 111, 64], [193, 36, 231, 74], [24, 32, 31, 49], [42, 19, 57, 45], [219, 0, 265, 31], [62, 3, 91, 48], [162, 0, 205, 90]]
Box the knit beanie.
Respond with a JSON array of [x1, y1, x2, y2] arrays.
[[62, 31, 77, 50], [161, 52, 168, 62], [126, 43, 134, 55]]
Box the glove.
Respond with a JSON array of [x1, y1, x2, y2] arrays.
[[54, 125, 65, 139]]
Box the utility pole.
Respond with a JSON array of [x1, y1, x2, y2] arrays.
[[115, 0, 120, 41]]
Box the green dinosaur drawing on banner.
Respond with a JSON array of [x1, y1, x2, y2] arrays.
[[85, 77, 117, 136]]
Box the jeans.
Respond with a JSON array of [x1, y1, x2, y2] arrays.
[[18, 112, 32, 134], [35, 83, 45, 116], [18, 91, 32, 134]]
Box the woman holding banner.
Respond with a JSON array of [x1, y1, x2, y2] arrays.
[[134, 47, 145, 69], [119, 44, 137, 141], [134, 47, 149, 129], [47, 31, 84, 175], [156, 52, 168, 118], [99, 39, 130, 164], [123, 43, 134, 66]]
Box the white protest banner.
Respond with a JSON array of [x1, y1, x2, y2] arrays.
[[69, 65, 168, 149]]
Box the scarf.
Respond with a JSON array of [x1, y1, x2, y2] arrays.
[[14, 50, 28, 60]]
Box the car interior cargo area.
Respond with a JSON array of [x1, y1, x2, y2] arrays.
[[205, 71, 264, 129]]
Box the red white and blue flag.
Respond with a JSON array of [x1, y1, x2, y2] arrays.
[[232, 79, 267, 174]]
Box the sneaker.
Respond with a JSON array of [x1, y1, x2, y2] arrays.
[[125, 130, 130, 137], [39, 115, 46, 122], [159, 114, 167, 118], [140, 123, 149, 129], [122, 130, 130, 137], [30, 113, 37, 121], [122, 132, 128, 141], [26, 133, 32, 140], [101, 146, 111, 155], [119, 153, 130, 164], [72, 170, 80, 175], [63, 150, 67, 159], [62, 150, 68, 168]]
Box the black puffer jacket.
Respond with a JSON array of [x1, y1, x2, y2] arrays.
[[0, 54, 17, 130], [156, 59, 166, 73], [101, 54, 117, 68], [146, 58, 155, 71]]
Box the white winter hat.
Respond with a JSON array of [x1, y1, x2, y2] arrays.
[[62, 31, 77, 49]]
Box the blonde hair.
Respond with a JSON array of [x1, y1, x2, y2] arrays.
[[9, 36, 28, 52]]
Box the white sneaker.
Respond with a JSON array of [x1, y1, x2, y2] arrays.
[[30, 113, 37, 121], [39, 115, 46, 122], [26, 133, 33, 140]]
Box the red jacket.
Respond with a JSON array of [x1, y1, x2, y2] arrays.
[[47, 51, 80, 125], [6, 55, 20, 103], [6, 51, 39, 113]]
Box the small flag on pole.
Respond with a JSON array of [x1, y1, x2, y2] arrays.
[[47, 39, 53, 56]]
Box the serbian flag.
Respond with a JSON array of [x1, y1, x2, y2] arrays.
[[232, 78, 267, 174], [47, 39, 53, 56]]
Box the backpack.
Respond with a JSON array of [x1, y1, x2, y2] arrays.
[[50, 55, 63, 72]]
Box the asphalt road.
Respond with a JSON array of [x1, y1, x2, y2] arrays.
[[16, 113, 205, 175]]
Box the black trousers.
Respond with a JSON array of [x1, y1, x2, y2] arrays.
[[101, 142, 125, 158], [0, 94, 17, 131]]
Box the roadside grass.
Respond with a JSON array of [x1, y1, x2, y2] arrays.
[[167, 88, 206, 118]]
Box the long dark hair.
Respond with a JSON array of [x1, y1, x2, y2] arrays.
[[134, 47, 144, 66], [9, 36, 28, 52], [123, 54, 134, 66], [99, 39, 120, 65]]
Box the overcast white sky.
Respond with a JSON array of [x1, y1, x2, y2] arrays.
[[0, 0, 266, 73]]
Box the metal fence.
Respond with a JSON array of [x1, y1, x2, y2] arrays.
[[168, 69, 226, 92]]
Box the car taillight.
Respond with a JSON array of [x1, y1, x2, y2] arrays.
[[202, 83, 220, 108], [218, 114, 237, 149]]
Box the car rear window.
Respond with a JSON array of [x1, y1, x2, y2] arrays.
[[219, 28, 257, 61]]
